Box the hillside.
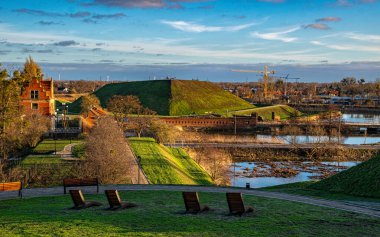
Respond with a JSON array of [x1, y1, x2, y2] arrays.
[[310, 155, 380, 198], [128, 137, 213, 185], [231, 105, 301, 120], [169, 80, 254, 115], [69, 80, 254, 116]]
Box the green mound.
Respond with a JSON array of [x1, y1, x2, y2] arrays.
[[231, 105, 301, 120], [69, 80, 254, 116], [129, 137, 213, 185], [169, 80, 254, 115], [310, 155, 380, 198]]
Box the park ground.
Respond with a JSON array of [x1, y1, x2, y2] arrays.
[[0, 189, 379, 237]]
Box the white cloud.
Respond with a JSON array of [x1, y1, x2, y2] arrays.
[[310, 40, 380, 52], [251, 27, 300, 42], [160, 20, 261, 33], [344, 32, 380, 43]]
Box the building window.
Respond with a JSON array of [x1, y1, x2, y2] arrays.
[[31, 90, 39, 99], [31, 103, 38, 110]]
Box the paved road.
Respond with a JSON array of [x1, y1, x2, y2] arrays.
[[1, 184, 379, 218]]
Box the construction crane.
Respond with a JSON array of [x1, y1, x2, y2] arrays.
[[231, 66, 275, 99], [279, 74, 300, 97]]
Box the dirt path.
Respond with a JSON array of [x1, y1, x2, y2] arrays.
[[1, 185, 379, 218]]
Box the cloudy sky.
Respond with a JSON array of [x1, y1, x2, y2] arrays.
[[0, 0, 380, 82]]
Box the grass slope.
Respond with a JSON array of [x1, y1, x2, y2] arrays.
[[69, 80, 171, 115], [1, 190, 379, 236], [310, 155, 380, 198], [69, 80, 254, 116], [231, 105, 301, 120], [129, 137, 213, 185], [170, 80, 254, 116]]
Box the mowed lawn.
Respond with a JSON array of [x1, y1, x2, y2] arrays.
[[0, 190, 379, 236], [32, 139, 82, 154], [129, 138, 213, 185]]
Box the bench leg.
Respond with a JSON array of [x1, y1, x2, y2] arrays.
[[64, 187, 66, 194], [19, 190, 22, 198]]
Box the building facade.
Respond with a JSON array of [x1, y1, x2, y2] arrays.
[[20, 78, 55, 116]]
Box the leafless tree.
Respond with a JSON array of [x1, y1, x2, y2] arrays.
[[187, 147, 231, 185], [80, 94, 100, 117], [82, 116, 135, 184]]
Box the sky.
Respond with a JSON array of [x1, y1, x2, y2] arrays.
[[0, 0, 380, 82]]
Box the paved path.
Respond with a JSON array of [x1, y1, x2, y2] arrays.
[[56, 143, 80, 158], [1, 185, 379, 218]]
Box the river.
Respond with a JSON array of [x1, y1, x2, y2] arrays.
[[230, 161, 359, 188]]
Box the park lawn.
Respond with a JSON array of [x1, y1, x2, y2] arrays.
[[32, 139, 82, 154], [0, 190, 379, 236], [230, 105, 301, 120], [260, 181, 380, 203], [129, 138, 213, 185], [21, 155, 63, 166]]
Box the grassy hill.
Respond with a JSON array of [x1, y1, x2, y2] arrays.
[[128, 137, 213, 185], [69, 80, 254, 116], [230, 105, 301, 120], [310, 155, 380, 198], [169, 80, 254, 115]]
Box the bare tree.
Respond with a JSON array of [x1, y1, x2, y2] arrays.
[[126, 108, 157, 137], [21, 112, 51, 147], [107, 95, 142, 125], [80, 94, 100, 117], [187, 147, 231, 185], [150, 119, 179, 144], [82, 116, 135, 184]]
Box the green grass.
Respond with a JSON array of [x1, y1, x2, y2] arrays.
[[230, 105, 301, 120], [21, 155, 63, 166], [260, 181, 380, 203], [32, 139, 82, 154], [129, 137, 213, 185], [69, 80, 171, 115], [170, 80, 254, 116], [69, 80, 254, 116], [310, 154, 380, 198], [72, 143, 86, 159], [0, 190, 379, 236]]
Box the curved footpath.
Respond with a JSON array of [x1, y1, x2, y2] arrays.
[[1, 184, 379, 218]]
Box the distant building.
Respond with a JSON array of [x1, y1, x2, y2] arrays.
[[20, 78, 55, 116]]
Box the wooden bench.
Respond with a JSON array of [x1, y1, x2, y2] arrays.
[[0, 181, 22, 198], [226, 192, 253, 216], [69, 189, 102, 209], [63, 178, 99, 194], [182, 192, 209, 214]]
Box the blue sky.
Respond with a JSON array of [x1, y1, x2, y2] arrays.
[[0, 0, 380, 82]]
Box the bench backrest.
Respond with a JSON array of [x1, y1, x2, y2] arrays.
[[105, 190, 122, 208], [226, 192, 245, 214], [63, 178, 98, 187], [69, 190, 85, 207], [182, 192, 201, 212], [0, 181, 22, 192]]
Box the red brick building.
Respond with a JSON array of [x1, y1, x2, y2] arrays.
[[161, 115, 258, 129], [20, 78, 55, 116]]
